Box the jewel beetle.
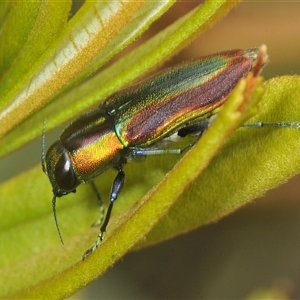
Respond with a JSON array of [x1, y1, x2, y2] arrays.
[[43, 47, 267, 259]]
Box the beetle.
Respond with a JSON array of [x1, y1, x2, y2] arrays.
[[43, 47, 266, 259]]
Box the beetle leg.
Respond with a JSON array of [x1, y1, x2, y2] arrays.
[[83, 170, 125, 260], [129, 121, 210, 158], [128, 137, 199, 157], [90, 181, 105, 227]]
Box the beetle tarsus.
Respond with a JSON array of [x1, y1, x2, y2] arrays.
[[82, 231, 104, 260]]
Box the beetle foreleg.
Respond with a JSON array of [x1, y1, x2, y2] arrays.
[[82, 170, 125, 260], [90, 181, 105, 227]]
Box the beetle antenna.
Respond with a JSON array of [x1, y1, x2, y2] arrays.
[[41, 118, 47, 174], [52, 196, 64, 245]]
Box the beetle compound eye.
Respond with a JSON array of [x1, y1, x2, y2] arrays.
[[55, 151, 79, 193]]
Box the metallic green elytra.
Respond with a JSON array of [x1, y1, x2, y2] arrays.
[[43, 47, 267, 260]]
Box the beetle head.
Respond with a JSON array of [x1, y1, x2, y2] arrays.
[[43, 140, 80, 244], [43, 140, 80, 197]]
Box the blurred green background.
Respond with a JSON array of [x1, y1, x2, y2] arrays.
[[1, 1, 300, 299]]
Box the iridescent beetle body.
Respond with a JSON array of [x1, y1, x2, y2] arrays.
[[43, 48, 262, 259]]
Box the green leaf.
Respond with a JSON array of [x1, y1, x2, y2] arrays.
[[0, 2, 11, 25], [0, 70, 263, 299], [0, 1, 71, 101], [0, 0, 240, 159]]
